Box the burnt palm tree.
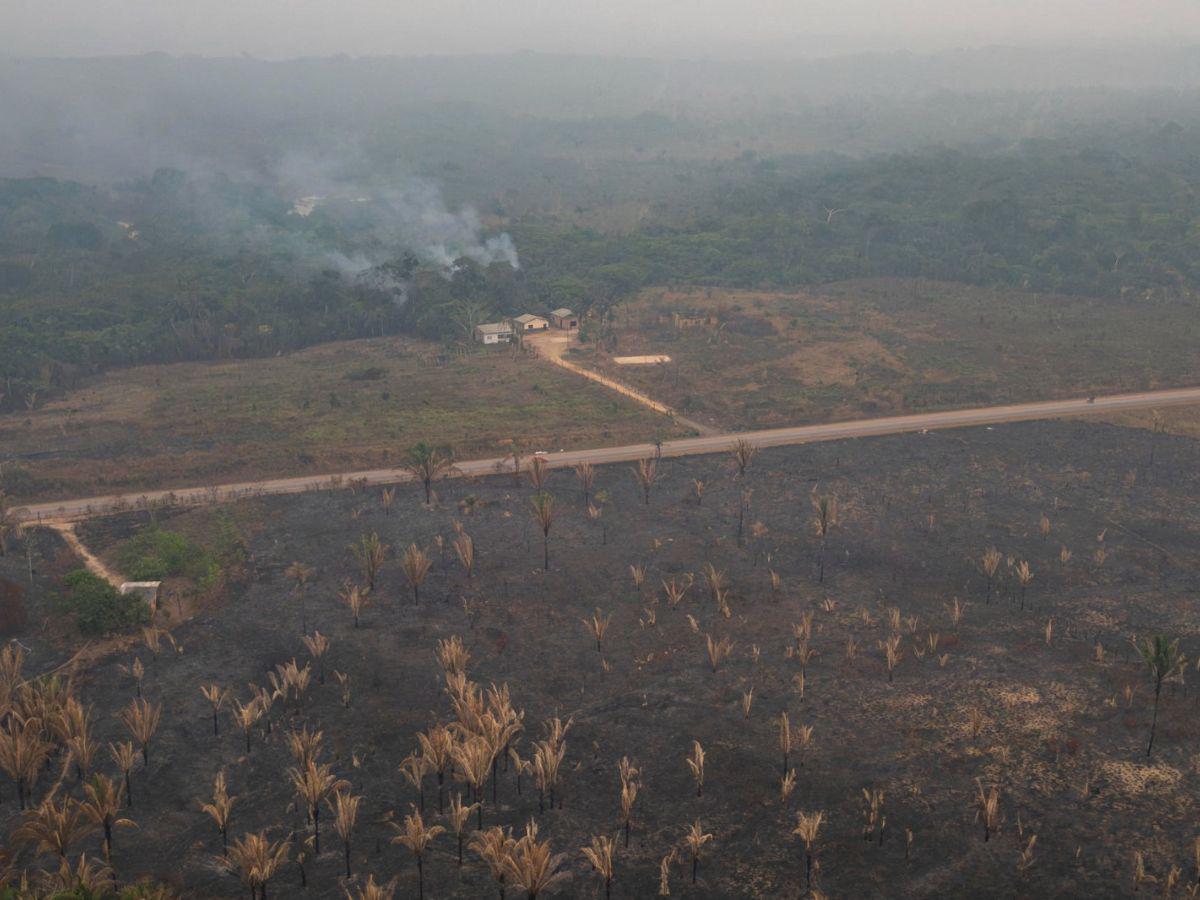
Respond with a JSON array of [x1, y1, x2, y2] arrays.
[[404, 442, 457, 504], [1135, 635, 1186, 756], [530, 493, 558, 571]]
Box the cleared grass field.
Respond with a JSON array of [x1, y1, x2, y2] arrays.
[[0, 337, 686, 501], [574, 278, 1200, 430]]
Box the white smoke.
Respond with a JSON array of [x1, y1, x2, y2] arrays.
[[275, 152, 519, 273]]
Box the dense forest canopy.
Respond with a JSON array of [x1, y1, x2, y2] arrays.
[[3, 49, 1200, 408]]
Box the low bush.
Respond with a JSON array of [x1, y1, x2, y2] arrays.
[[115, 527, 219, 585], [60, 570, 149, 636]]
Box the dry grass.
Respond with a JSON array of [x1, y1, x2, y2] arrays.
[[0, 335, 685, 501]]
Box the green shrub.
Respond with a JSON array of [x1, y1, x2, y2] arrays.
[[114, 527, 218, 584], [60, 570, 149, 636]]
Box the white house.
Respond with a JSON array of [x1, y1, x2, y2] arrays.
[[474, 322, 515, 344]]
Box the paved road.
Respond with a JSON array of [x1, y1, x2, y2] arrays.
[[14, 386, 1200, 524]]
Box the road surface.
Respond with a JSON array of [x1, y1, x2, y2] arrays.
[[13, 386, 1200, 524]]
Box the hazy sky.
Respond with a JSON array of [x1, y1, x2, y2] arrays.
[[6, 0, 1200, 59]]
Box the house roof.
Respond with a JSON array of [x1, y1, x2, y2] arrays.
[[476, 322, 513, 334], [550, 308, 575, 318], [513, 313, 548, 324]]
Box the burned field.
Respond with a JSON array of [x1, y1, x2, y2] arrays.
[[5, 417, 1200, 898]]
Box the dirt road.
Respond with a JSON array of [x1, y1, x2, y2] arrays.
[[13, 386, 1200, 524]]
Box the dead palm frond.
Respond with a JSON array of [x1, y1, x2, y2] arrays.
[[574, 462, 596, 507], [685, 741, 706, 797], [390, 807, 445, 900], [327, 789, 362, 878], [530, 492, 558, 571], [200, 684, 229, 737], [581, 833, 618, 899], [222, 830, 290, 899], [683, 820, 713, 884], [453, 532, 475, 580], [199, 770, 235, 855], [705, 634, 734, 673], [582, 609, 612, 653], [349, 532, 387, 592], [792, 809, 824, 887], [730, 438, 757, 477], [287, 759, 347, 855], [107, 741, 137, 808], [504, 819, 572, 899], [339, 582, 369, 628], [119, 697, 161, 766], [974, 779, 1001, 842], [632, 458, 658, 505], [14, 790, 96, 859], [301, 631, 330, 684], [401, 544, 433, 604], [446, 792, 479, 866], [980, 548, 1002, 604]]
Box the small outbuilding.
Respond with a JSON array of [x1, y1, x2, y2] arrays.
[[512, 313, 550, 332], [474, 322, 515, 344], [120, 581, 162, 608], [549, 308, 578, 329]]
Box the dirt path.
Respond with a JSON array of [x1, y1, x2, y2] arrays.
[[523, 332, 717, 435], [15, 385, 1200, 524], [48, 522, 123, 588]]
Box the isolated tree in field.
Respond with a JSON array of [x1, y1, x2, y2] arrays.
[[224, 830, 290, 900], [79, 774, 133, 862], [391, 807, 444, 900], [381, 487, 396, 516], [879, 634, 902, 682], [684, 820, 714, 884], [980, 548, 1002, 604], [405, 442, 457, 504], [632, 458, 658, 505], [199, 770, 236, 855], [582, 609, 611, 653], [120, 697, 161, 766], [350, 532, 387, 592], [574, 462, 596, 507], [284, 561, 314, 634], [400, 544, 433, 604], [705, 634, 733, 673], [108, 741, 137, 808], [792, 809, 824, 888], [1134, 635, 1186, 756], [328, 788, 362, 878], [582, 833, 618, 900], [731, 438, 756, 478], [778, 711, 792, 775], [811, 491, 838, 583], [200, 684, 229, 736], [447, 792, 479, 865], [692, 479, 706, 505], [530, 493, 558, 571], [504, 819, 572, 899], [339, 581, 368, 627], [288, 759, 347, 855]]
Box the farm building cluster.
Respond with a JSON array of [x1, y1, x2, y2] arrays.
[[473, 308, 578, 344]]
